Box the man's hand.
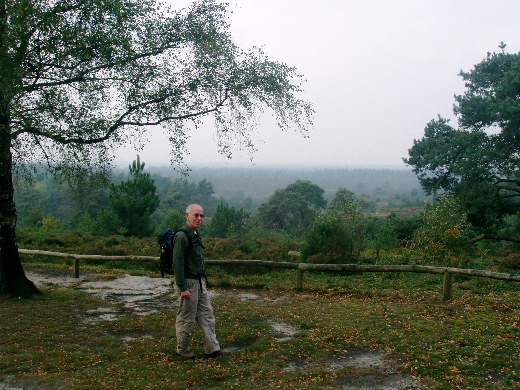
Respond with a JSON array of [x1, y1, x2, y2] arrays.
[[181, 290, 192, 299]]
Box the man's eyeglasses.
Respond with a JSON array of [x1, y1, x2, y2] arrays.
[[190, 213, 204, 219]]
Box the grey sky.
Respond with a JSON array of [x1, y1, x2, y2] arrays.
[[115, 0, 520, 169]]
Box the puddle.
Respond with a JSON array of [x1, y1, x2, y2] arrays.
[[236, 292, 260, 300], [283, 346, 420, 390], [83, 307, 128, 323], [81, 274, 175, 319], [327, 347, 387, 370], [25, 267, 176, 323], [338, 373, 419, 390], [122, 334, 154, 342], [283, 356, 311, 371], [221, 337, 258, 353], [332, 348, 419, 390], [0, 376, 24, 390], [25, 266, 93, 286], [267, 319, 302, 342]]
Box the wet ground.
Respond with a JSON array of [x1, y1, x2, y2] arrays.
[[5, 265, 422, 390]]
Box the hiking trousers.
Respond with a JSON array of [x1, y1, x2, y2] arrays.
[[176, 278, 220, 355]]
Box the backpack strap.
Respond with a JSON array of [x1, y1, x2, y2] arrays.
[[176, 228, 193, 254]]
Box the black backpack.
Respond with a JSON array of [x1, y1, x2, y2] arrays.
[[157, 228, 191, 278]]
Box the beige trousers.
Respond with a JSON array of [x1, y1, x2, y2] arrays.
[[175, 278, 220, 355]]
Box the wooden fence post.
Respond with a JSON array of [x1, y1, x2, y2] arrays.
[[443, 269, 452, 301], [296, 269, 304, 291], [74, 258, 80, 278]]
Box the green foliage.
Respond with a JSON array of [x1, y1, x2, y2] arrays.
[[65, 169, 111, 227], [301, 201, 367, 264], [128, 157, 145, 177], [413, 195, 473, 265], [38, 216, 61, 232], [13, 167, 111, 230], [499, 212, 520, 238], [258, 180, 326, 238], [90, 207, 121, 236], [301, 188, 367, 263], [14, 166, 429, 233], [17, 229, 155, 259], [107, 157, 160, 236], [454, 179, 508, 229], [404, 44, 520, 235], [154, 177, 219, 218], [366, 215, 399, 253], [327, 187, 357, 211], [328, 187, 374, 212], [498, 212, 520, 253], [392, 213, 423, 244], [5, 0, 313, 172], [405, 117, 488, 195], [159, 209, 186, 231], [167, 166, 428, 209], [455, 42, 520, 147], [301, 212, 353, 264], [16, 228, 301, 266], [207, 203, 251, 238], [366, 213, 423, 254]]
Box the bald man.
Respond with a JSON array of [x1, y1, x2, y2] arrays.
[[173, 204, 221, 359]]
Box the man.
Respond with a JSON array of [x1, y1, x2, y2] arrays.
[[173, 203, 221, 359]]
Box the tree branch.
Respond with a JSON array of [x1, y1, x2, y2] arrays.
[[471, 234, 520, 244], [22, 43, 183, 92], [496, 181, 520, 192], [14, 89, 230, 145]]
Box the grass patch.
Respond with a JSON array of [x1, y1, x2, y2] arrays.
[[1, 265, 519, 389], [8, 231, 520, 388]]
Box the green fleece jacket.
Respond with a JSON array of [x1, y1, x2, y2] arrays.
[[173, 226, 205, 292]]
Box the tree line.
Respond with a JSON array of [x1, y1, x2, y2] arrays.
[[148, 165, 423, 202], [14, 159, 428, 238], [14, 163, 427, 229], [14, 154, 519, 271]]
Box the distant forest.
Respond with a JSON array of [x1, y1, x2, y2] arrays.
[[148, 165, 425, 204], [14, 164, 429, 233]]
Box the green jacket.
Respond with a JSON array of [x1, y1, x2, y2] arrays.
[[173, 226, 205, 291]]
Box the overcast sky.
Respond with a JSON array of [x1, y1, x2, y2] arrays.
[[115, 0, 520, 169]]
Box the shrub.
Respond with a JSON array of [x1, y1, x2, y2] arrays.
[[159, 209, 186, 230], [412, 195, 472, 266], [301, 212, 364, 264]]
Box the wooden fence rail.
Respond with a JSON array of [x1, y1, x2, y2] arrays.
[[19, 249, 520, 301]]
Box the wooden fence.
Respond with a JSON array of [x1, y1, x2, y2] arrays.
[[19, 248, 520, 301]]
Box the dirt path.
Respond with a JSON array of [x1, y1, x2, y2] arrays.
[[18, 266, 421, 390]]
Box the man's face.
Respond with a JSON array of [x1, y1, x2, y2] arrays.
[[186, 205, 204, 230]]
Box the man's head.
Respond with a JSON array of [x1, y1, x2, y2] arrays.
[[186, 204, 204, 230]]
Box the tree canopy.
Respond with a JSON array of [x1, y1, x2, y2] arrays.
[[107, 156, 159, 236], [4, 0, 313, 171], [258, 180, 326, 238], [404, 44, 519, 238], [0, 0, 313, 297]]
